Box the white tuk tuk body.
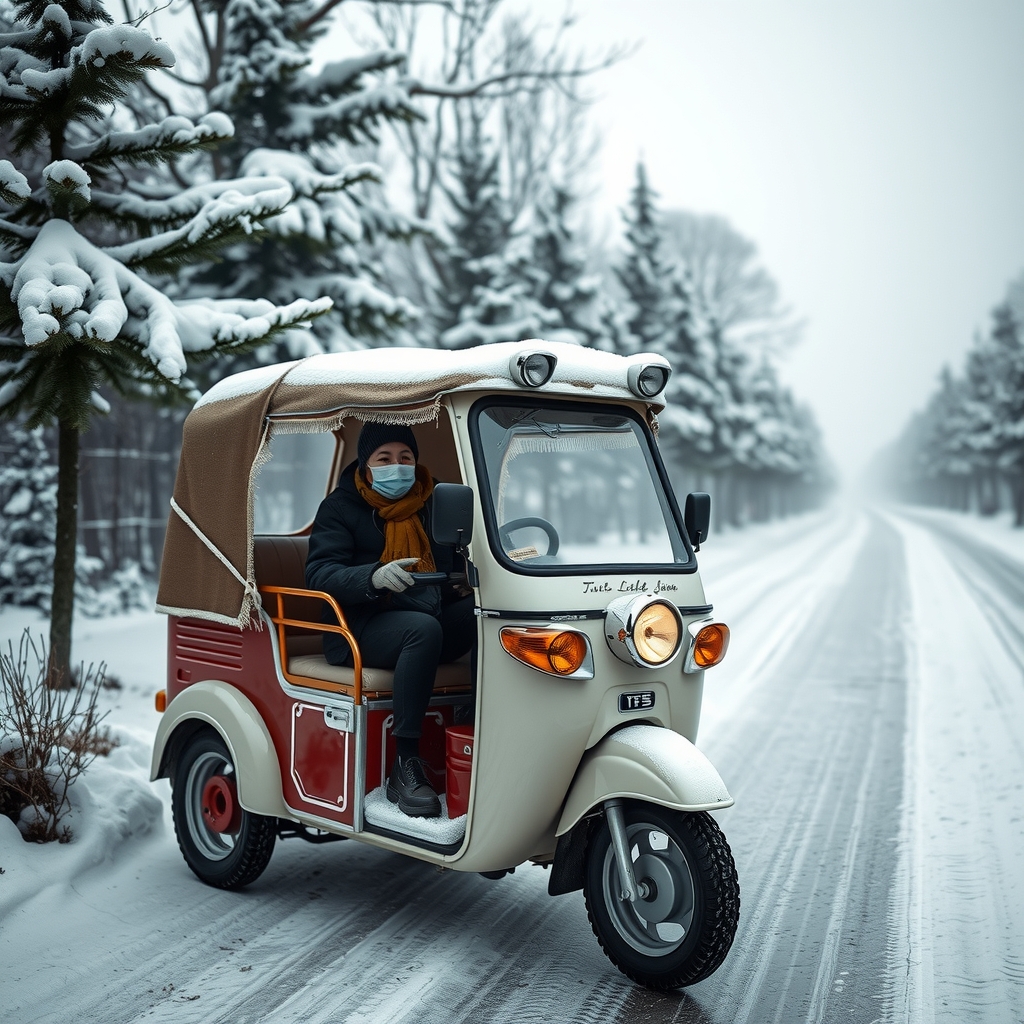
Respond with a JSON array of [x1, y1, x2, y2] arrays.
[[151, 341, 737, 989]]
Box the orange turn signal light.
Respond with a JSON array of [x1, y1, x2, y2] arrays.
[[155, 689, 167, 713], [500, 627, 590, 676], [692, 623, 730, 668]]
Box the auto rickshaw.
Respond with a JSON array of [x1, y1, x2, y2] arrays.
[[151, 340, 738, 990]]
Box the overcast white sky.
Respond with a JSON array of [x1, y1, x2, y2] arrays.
[[512, 0, 1024, 480], [319, 2, 1024, 481]]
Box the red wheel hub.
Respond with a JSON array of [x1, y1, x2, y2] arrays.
[[201, 774, 241, 834]]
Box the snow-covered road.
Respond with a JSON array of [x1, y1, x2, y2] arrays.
[[2, 506, 1023, 1023]]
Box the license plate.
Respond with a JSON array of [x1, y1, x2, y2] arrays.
[[618, 691, 655, 713]]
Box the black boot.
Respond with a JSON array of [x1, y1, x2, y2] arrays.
[[387, 755, 441, 818]]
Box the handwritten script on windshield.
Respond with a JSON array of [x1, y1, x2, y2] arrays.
[[582, 580, 679, 595]]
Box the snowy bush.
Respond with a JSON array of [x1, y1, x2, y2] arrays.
[[0, 631, 116, 843], [76, 560, 152, 618]]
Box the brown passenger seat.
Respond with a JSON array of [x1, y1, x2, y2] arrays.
[[253, 535, 471, 696]]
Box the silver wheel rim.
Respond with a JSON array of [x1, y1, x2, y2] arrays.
[[601, 823, 696, 956], [185, 750, 237, 861]]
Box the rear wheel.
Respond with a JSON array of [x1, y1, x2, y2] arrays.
[[171, 730, 277, 889], [584, 803, 739, 989]]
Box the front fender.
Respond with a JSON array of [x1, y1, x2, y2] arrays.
[[150, 680, 289, 819], [555, 724, 733, 836]]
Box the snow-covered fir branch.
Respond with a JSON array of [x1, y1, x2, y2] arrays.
[[1, 219, 330, 386], [65, 112, 234, 169]]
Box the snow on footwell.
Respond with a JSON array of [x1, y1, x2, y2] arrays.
[[886, 513, 1024, 1023], [363, 785, 466, 844]]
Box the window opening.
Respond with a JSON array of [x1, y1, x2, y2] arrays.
[[255, 430, 337, 534]]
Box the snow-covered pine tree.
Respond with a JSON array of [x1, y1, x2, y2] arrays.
[[957, 311, 1010, 516], [655, 269, 720, 471], [611, 168, 727, 476], [615, 161, 670, 352], [923, 366, 975, 509], [174, 0, 424, 363], [0, 416, 116, 611], [987, 303, 1024, 524], [0, 0, 331, 684], [728, 358, 818, 520], [0, 418, 57, 609], [520, 184, 599, 346], [437, 111, 549, 348], [889, 348, 1006, 514]]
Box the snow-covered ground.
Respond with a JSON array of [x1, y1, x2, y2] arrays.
[[1, 503, 1023, 1022], [883, 510, 1024, 1022], [0, 606, 166, 917]]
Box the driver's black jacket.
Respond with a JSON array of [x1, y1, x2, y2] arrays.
[[305, 461, 460, 665]]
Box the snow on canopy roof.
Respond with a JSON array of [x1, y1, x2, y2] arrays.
[[157, 341, 670, 627], [194, 340, 669, 416]]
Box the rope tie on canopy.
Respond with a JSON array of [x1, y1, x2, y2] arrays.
[[169, 497, 262, 613]]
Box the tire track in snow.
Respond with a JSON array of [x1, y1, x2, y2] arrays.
[[205, 861, 631, 1024], [8, 842, 444, 1024], [899, 511, 1024, 686], [884, 513, 1024, 1024], [697, 508, 865, 747], [667, 512, 909, 1024]]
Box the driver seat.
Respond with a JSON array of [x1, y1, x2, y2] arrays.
[[254, 534, 471, 697]]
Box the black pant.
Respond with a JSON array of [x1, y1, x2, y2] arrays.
[[356, 596, 475, 738]]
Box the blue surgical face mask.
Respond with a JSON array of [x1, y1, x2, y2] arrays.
[[369, 463, 416, 499]]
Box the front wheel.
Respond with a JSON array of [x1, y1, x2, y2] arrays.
[[584, 804, 739, 989], [171, 730, 277, 889]]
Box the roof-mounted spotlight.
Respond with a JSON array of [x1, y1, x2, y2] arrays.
[[509, 350, 557, 388], [627, 362, 671, 399]]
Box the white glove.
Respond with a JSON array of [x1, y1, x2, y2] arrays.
[[372, 557, 419, 593]]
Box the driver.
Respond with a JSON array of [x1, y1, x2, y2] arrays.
[[305, 423, 474, 819]]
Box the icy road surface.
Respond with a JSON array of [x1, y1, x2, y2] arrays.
[[2, 506, 1023, 1023]]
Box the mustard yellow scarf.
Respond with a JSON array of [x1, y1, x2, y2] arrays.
[[355, 464, 437, 572]]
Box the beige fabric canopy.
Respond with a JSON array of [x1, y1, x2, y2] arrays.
[[155, 342, 669, 627]]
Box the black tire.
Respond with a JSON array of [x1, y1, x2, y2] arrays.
[[171, 730, 277, 890], [584, 803, 739, 989]]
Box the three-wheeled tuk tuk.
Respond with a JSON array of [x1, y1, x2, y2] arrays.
[[152, 340, 738, 989]]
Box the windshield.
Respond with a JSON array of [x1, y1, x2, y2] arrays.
[[472, 400, 692, 572]]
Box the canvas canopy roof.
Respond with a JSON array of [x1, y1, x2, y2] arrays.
[[156, 340, 670, 627]]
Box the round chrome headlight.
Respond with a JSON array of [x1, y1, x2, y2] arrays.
[[627, 362, 671, 399], [604, 594, 683, 668], [509, 350, 557, 388]]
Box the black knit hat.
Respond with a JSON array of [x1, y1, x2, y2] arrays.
[[357, 422, 419, 467]]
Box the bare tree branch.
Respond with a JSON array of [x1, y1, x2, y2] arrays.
[[188, 0, 213, 57], [300, 0, 462, 36], [140, 76, 175, 118], [162, 67, 208, 88], [296, 0, 347, 35], [406, 47, 629, 99], [207, 6, 227, 95]]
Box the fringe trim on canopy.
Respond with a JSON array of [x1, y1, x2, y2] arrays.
[[153, 602, 257, 629], [265, 398, 442, 436]]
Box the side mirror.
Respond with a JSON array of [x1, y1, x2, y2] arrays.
[[432, 483, 475, 548], [684, 492, 711, 552]]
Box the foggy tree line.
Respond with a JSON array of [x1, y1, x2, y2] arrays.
[[875, 275, 1024, 525], [0, 0, 833, 660], [599, 166, 832, 525]]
